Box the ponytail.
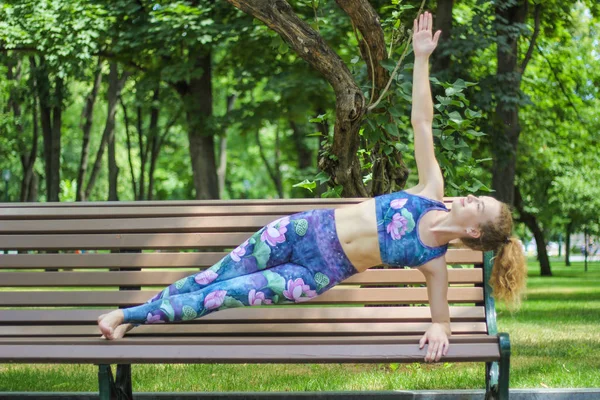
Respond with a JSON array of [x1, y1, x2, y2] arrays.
[[462, 203, 527, 309], [489, 237, 527, 310]]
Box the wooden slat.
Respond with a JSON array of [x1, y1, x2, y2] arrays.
[[0, 233, 467, 251], [0, 215, 291, 234], [0, 340, 499, 364], [0, 233, 252, 250], [0, 269, 483, 287], [0, 307, 486, 324], [0, 322, 488, 337], [0, 198, 368, 208], [0, 335, 497, 345], [0, 198, 454, 214], [0, 204, 350, 219], [0, 249, 482, 269], [0, 253, 224, 269], [0, 287, 483, 306]]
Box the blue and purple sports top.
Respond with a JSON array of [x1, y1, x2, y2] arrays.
[[375, 191, 449, 268]]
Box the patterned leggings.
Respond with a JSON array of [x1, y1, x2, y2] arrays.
[[122, 209, 358, 324]]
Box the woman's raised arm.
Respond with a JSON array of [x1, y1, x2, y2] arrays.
[[409, 12, 443, 200]]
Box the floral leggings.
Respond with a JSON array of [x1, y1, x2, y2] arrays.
[[122, 209, 358, 324]]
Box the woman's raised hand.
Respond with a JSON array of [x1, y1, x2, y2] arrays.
[[412, 11, 441, 58]]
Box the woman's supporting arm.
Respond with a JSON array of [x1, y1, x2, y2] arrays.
[[418, 256, 451, 362]]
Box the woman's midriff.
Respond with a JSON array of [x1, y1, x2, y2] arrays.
[[334, 199, 382, 273]]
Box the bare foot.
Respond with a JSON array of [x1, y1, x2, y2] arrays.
[[97, 310, 125, 340]]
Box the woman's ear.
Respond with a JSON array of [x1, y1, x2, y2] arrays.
[[466, 227, 481, 239]]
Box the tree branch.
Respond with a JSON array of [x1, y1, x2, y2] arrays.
[[227, 0, 369, 196], [255, 130, 281, 196], [367, 0, 427, 112], [335, 0, 388, 94], [224, 0, 360, 104], [535, 43, 583, 122], [520, 3, 541, 74]]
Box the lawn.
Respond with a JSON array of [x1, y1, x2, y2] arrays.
[[0, 258, 599, 392]]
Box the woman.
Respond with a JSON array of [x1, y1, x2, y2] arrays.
[[98, 12, 527, 363]]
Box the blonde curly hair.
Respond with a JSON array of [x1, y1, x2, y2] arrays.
[[462, 202, 527, 309]]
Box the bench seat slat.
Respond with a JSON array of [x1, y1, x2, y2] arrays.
[[0, 249, 483, 268], [0, 269, 483, 286], [0, 341, 499, 363], [0, 322, 488, 337], [0, 307, 486, 324], [0, 287, 483, 306], [0, 335, 497, 345]]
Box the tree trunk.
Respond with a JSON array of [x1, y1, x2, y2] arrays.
[[21, 65, 39, 202], [175, 52, 219, 200], [432, 0, 454, 75], [84, 63, 129, 200], [565, 222, 572, 267], [217, 95, 237, 198], [147, 87, 160, 200], [491, 1, 534, 206], [28, 172, 39, 202], [6, 57, 36, 203], [515, 186, 551, 276], [584, 227, 588, 272], [35, 56, 62, 202], [289, 120, 312, 170], [120, 97, 138, 200], [108, 129, 119, 201], [21, 74, 39, 202], [77, 59, 103, 201], [136, 106, 146, 200], [50, 76, 63, 202]]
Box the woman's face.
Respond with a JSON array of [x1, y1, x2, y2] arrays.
[[451, 194, 502, 232]]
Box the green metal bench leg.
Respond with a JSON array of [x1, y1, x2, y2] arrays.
[[485, 333, 511, 400], [98, 364, 117, 400], [98, 364, 133, 400], [497, 333, 511, 400], [485, 361, 499, 400], [116, 364, 134, 400]]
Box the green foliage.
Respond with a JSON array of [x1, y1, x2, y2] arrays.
[[0, 0, 597, 232], [517, 3, 600, 238]]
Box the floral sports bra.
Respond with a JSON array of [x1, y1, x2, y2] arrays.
[[375, 191, 449, 268]]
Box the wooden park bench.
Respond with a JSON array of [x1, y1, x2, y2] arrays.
[[0, 198, 510, 400]]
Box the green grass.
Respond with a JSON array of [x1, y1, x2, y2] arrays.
[[1, 259, 599, 392]]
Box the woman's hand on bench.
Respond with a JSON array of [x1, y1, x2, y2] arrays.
[[419, 322, 450, 363]]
